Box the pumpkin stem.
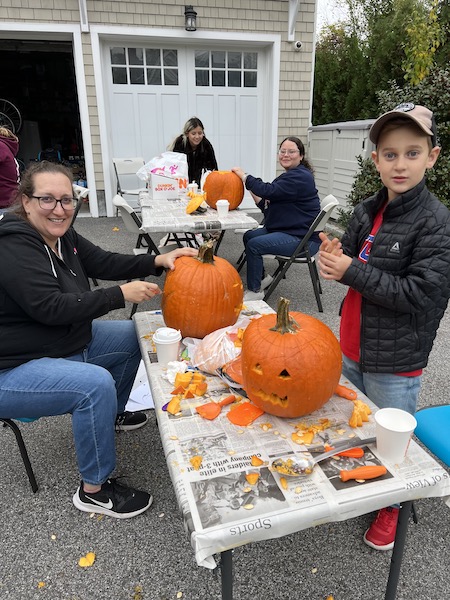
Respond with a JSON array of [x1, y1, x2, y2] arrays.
[[270, 297, 300, 334], [196, 240, 215, 264]]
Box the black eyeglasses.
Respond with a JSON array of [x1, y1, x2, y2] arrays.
[[30, 195, 78, 210]]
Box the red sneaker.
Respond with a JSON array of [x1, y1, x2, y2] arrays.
[[363, 507, 399, 551]]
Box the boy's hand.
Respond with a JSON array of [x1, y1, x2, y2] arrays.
[[319, 231, 343, 256], [318, 250, 352, 281]]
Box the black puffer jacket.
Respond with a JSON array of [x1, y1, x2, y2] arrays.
[[340, 179, 450, 373], [0, 214, 163, 369]]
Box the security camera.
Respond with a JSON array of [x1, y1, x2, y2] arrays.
[[294, 41, 302, 51]]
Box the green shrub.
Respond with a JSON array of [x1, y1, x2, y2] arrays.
[[341, 67, 450, 227]]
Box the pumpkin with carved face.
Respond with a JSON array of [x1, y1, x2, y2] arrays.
[[240, 298, 342, 418]]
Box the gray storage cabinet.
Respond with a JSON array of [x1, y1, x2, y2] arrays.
[[308, 119, 375, 213]]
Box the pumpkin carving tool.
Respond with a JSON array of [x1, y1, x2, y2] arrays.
[[196, 395, 236, 420], [272, 436, 376, 476]]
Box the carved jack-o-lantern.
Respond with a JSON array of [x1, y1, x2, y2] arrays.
[[240, 298, 342, 418]]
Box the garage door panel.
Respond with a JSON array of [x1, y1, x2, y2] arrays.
[[111, 93, 139, 157]]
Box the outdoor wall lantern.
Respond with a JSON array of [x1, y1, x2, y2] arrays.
[[184, 5, 197, 31]]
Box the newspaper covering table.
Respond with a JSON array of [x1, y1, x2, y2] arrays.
[[139, 191, 259, 234], [133, 305, 450, 571]]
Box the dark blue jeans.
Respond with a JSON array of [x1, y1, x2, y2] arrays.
[[0, 320, 141, 485], [243, 227, 320, 291]]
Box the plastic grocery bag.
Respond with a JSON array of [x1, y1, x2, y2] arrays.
[[137, 152, 188, 182], [184, 315, 254, 374]]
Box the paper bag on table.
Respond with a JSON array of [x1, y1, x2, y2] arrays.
[[137, 152, 188, 198]]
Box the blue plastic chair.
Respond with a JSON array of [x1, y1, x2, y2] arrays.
[[414, 404, 450, 467], [1, 418, 38, 492]]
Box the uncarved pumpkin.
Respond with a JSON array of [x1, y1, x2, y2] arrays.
[[203, 170, 244, 210], [240, 298, 342, 418], [162, 241, 244, 339]]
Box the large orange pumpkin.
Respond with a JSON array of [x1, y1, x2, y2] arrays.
[[162, 241, 244, 339], [240, 298, 342, 418], [203, 170, 244, 210]]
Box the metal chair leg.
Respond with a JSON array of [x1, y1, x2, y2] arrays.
[[1, 418, 38, 493]]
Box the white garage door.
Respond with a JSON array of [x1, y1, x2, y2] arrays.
[[107, 43, 265, 179]]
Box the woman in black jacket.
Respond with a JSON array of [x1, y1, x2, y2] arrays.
[[0, 161, 197, 519], [171, 117, 218, 185]]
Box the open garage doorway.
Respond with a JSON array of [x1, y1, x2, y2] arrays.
[[0, 39, 86, 188]]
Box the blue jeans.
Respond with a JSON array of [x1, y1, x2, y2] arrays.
[[342, 355, 421, 415], [243, 227, 320, 291], [0, 320, 141, 485]]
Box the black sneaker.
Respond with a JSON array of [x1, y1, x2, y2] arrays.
[[115, 411, 148, 432], [73, 478, 153, 519]]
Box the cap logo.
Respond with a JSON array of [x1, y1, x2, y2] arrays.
[[394, 102, 415, 113]]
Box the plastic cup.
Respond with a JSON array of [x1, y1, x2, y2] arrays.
[[375, 407, 417, 464], [216, 199, 230, 218], [152, 327, 181, 366], [187, 183, 198, 194]]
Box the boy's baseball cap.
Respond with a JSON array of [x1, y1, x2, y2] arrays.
[[369, 103, 437, 146]]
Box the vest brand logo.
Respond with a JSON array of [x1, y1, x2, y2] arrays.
[[390, 242, 401, 253]]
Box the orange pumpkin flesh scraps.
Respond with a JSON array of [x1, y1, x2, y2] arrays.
[[240, 298, 342, 418], [162, 241, 244, 339], [190, 455, 203, 470], [245, 472, 260, 485], [227, 401, 265, 426], [203, 170, 244, 210], [251, 455, 264, 467]]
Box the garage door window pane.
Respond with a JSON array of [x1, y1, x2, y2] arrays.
[[212, 51, 225, 68], [163, 50, 178, 67], [147, 68, 162, 85], [130, 68, 145, 84], [195, 51, 209, 68], [228, 71, 241, 87], [112, 67, 128, 84], [196, 70, 209, 86], [212, 70, 225, 86], [244, 72, 257, 87], [228, 52, 241, 69], [244, 52, 257, 69], [128, 48, 144, 65], [164, 69, 178, 85], [111, 47, 126, 65], [146, 49, 161, 66]]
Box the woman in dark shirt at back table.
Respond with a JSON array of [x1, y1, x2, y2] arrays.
[[171, 117, 218, 186]]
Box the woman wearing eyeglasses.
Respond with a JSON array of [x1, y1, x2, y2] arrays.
[[232, 137, 320, 301], [0, 161, 197, 519]]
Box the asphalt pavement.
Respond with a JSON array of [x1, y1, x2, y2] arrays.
[[1, 213, 449, 600]]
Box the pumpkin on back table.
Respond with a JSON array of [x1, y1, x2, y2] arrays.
[[162, 240, 244, 339], [203, 170, 244, 210], [240, 297, 342, 418]]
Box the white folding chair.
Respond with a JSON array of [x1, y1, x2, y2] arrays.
[[112, 157, 147, 211], [262, 194, 340, 312]]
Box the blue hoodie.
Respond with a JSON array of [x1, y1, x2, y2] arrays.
[[245, 163, 320, 240]]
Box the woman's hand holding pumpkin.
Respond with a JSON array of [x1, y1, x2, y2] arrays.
[[154, 246, 198, 271], [120, 281, 162, 303], [231, 167, 246, 182]]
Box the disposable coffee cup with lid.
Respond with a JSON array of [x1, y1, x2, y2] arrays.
[[216, 199, 230, 217], [152, 327, 182, 366]]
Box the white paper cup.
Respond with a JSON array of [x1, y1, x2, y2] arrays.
[[375, 408, 417, 464], [187, 183, 198, 194], [216, 199, 230, 218], [152, 327, 181, 366]]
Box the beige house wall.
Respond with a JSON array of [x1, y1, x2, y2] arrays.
[[1, 0, 317, 212]]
